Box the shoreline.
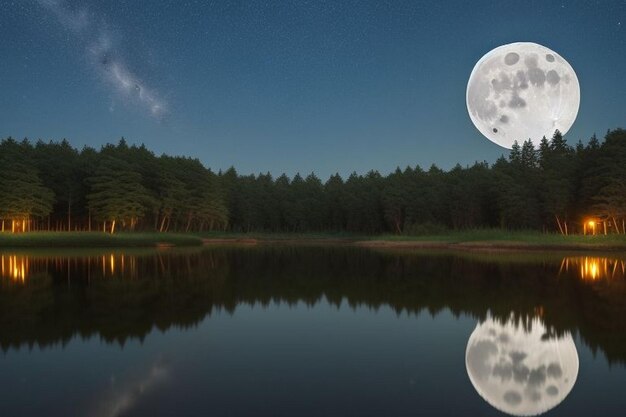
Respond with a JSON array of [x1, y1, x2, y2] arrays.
[[202, 238, 626, 252], [0, 231, 625, 252], [352, 239, 626, 252]]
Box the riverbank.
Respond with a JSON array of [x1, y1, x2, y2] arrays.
[[201, 230, 626, 252], [0, 232, 204, 248], [1, 230, 626, 251]]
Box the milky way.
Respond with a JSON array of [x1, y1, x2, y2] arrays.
[[36, 0, 168, 120]]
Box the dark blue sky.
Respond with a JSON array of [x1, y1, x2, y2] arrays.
[[1, 0, 624, 178]]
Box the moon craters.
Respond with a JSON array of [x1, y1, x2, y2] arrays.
[[546, 385, 559, 396], [547, 70, 560, 86], [524, 54, 539, 68], [505, 52, 520, 65], [516, 71, 529, 89], [503, 391, 522, 406], [547, 363, 563, 378], [528, 390, 542, 402], [527, 366, 547, 387], [528, 68, 546, 87], [509, 94, 526, 108], [492, 73, 512, 92], [467, 42, 580, 149]]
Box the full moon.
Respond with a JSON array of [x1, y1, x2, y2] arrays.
[[466, 42, 580, 149], [465, 316, 579, 416]]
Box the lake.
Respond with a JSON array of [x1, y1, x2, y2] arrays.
[[1, 245, 625, 416]]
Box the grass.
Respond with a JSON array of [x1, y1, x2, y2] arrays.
[[200, 229, 626, 251], [196, 231, 366, 241], [1, 229, 626, 250], [373, 229, 626, 244], [0, 232, 204, 248], [201, 228, 626, 243]]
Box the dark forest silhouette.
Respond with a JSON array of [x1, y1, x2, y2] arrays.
[[1, 128, 625, 234]]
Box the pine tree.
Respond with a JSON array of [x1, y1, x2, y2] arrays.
[[0, 154, 54, 232], [87, 157, 152, 233]]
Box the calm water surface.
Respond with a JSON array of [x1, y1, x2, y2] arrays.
[[0, 246, 625, 416]]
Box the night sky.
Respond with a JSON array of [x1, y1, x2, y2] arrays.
[[1, 0, 624, 178]]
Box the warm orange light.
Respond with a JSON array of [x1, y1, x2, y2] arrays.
[[561, 256, 626, 281], [585, 258, 599, 280], [584, 219, 597, 235], [1, 255, 28, 283], [110, 254, 115, 275]]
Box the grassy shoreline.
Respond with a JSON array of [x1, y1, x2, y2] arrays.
[[200, 230, 626, 252], [1, 230, 626, 251], [0, 232, 204, 248]]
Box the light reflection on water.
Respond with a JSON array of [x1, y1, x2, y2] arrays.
[[559, 256, 626, 281], [466, 315, 579, 416], [0, 252, 164, 283], [0, 255, 28, 283], [0, 247, 626, 416], [100, 253, 139, 278], [5, 252, 626, 284]]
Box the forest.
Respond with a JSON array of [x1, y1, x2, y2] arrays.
[[0, 128, 625, 235]]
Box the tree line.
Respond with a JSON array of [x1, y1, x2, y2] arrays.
[[0, 138, 227, 233], [0, 128, 625, 234]]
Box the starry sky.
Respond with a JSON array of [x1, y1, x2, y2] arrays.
[[1, 0, 624, 178]]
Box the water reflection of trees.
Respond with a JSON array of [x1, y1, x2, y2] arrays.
[[0, 255, 29, 283], [560, 256, 626, 281], [0, 247, 625, 364]]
